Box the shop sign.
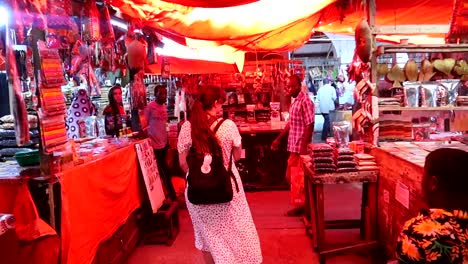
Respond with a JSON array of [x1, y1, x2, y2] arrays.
[[135, 139, 166, 213]]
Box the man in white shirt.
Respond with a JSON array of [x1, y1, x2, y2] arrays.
[[317, 78, 337, 141]]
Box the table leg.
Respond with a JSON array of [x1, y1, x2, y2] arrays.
[[360, 182, 369, 240], [308, 180, 318, 249], [48, 182, 56, 229], [314, 184, 325, 253], [303, 171, 311, 226], [367, 182, 378, 241]]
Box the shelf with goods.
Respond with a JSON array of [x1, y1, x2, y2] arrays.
[[379, 106, 468, 111], [375, 44, 468, 141]]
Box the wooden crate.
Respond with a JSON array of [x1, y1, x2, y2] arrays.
[[371, 148, 426, 259]]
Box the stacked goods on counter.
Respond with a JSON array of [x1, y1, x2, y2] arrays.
[[37, 41, 68, 153], [354, 153, 378, 171], [308, 143, 336, 173], [457, 96, 468, 106], [334, 148, 358, 172], [378, 97, 401, 107], [0, 115, 40, 160]]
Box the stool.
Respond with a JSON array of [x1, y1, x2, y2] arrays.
[[303, 163, 379, 264]]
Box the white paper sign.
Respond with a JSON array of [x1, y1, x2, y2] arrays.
[[395, 181, 410, 209], [135, 139, 166, 213]]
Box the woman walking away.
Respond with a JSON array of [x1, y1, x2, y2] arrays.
[[177, 85, 263, 264]]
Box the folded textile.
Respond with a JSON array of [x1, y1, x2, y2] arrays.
[[337, 167, 358, 173], [337, 155, 355, 161], [314, 163, 337, 170], [337, 148, 355, 155], [357, 161, 377, 167], [357, 166, 379, 171], [312, 152, 334, 158], [315, 167, 336, 173], [309, 143, 334, 152], [313, 157, 334, 164], [354, 154, 376, 161], [337, 161, 357, 168]]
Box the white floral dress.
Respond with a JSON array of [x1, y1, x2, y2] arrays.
[[177, 119, 263, 264]]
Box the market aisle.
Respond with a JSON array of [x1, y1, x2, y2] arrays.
[[129, 187, 374, 264]]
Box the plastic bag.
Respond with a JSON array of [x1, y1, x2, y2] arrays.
[[333, 121, 351, 147], [288, 155, 305, 207]]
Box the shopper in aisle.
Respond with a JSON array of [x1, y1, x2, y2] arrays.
[[317, 78, 337, 141], [103, 85, 128, 137], [177, 85, 262, 264], [144, 85, 176, 200], [271, 75, 315, 216], [396, 148, 468, 263]]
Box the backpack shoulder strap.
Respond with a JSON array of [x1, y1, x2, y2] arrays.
[[212, 118, 226, 133]]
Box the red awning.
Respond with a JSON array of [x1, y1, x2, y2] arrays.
[[160, 0, 259, 8], [111, 0, 336, 52], [146, 56, 239, 74]]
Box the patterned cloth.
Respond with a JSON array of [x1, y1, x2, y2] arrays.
[[177, 120, 263, 264], [396, 208, 468, 264], [287, 91, 315, 153], [66, 89, 96, 139]]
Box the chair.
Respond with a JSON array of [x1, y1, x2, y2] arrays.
[[302, 161, 379, 264]]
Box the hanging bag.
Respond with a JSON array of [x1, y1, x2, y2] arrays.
[[186, 119, 239, 205]]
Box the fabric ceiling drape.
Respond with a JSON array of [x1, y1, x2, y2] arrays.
[[112, 0, 336, 51]]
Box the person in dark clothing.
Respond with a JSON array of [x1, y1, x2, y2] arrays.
[[396, 148, 468, 263]]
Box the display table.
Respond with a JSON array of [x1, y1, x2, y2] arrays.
[[60, 142, 144, 264], [0, 161, 60, 264], [237, 122, 288, 190], [371, 141, 468, 258], [302, 162, 379, 264]]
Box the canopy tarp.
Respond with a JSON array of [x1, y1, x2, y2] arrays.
[[112, 0, 336, 51], [313, 0, 453, 44], [112, 0, 455, 50], [146, 56, 240, 74]]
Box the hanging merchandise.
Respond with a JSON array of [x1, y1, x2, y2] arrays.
[[161, 56, 170, 79], [65, 88, 96, 139], [352, 79, 378, 145], [6, 35, 30, 146], [96, 2, 115, 44], [82, 0, 101, 42], [37, 41, 68, 153], [130, 71, 147, 111], [126, 32, 148, 81], [70, 41, 101, 96]]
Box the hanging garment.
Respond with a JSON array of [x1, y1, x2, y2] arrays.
[[66, 88, 96, 139]]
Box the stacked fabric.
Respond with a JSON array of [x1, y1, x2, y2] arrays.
[[378, 97, 401, 107], [335, 148, 358, 172], [0, 115, 40, 160], [379, 120, 413, 141], [456, 96, 468, 106], [308, 143, 336, 173], [354, 154, 379, 171]]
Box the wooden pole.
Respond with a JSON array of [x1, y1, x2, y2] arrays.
[[367, 0, 377, 89]]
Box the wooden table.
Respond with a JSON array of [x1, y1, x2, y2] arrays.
[[302, 160, 379, 264]]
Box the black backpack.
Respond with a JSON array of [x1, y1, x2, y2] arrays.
[[186, 119, 240, 205]]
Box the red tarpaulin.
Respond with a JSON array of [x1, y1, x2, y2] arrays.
[[147, 56, 240, 74], [111, 0, 336, 51], [111, 0, 455, 50], [161, 0, 259, 7]]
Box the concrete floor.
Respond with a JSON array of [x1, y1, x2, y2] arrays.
[[129, 185, 380, 264]]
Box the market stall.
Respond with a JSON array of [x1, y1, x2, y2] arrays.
[[371, 141, 468, 257], [1, 0, 468, 263]]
